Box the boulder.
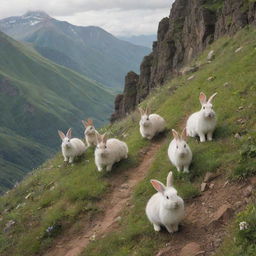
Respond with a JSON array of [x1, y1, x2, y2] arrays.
[[209, 204, 233, 225], [180, 242, 204, 256]]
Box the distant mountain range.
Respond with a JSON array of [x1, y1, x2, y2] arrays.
[[0, 31, 114, 192], [118, 34, 156, 48], [0, 11, 150, 90]]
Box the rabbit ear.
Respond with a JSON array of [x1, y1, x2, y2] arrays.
[[181, 127, 187, 140], [102, 133, 108, 144], [66, 128, 72, 139], [150, 179, 166, 194], [199, 92, 207, 105], [87, 119, 93, 126], [138, 107, 144, 116], [82, 120, 87, 128], [166, 172, 173, 187], [172, 129, 180, 140], [146, 106, 151, 116], [58, 130, 65, 140], [207, 92, 217, 103]]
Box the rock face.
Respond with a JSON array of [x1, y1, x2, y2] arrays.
[[111, 0, 256, 121]]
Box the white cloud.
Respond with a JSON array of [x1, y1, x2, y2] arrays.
[[0, 0, 174, 36], [57, 8, 169, 36]]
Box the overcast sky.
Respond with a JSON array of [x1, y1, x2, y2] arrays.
[[0, 0, 174, 36]]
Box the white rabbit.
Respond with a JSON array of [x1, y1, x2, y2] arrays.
[[58, 128, 86, 163], [146, 172, 184, 233], [82, 119, 99, 147], [186, 92, 217, 142], [168, 129, 192, 173], [139, 107, 166, 140], [95, 134, 128, 172]]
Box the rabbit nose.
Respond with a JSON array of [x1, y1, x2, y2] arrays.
[[174, 202, 179, 209]]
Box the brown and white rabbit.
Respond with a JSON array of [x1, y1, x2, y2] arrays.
[[82, 119, 99, 147]]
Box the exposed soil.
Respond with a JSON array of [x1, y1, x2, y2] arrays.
[[156, 176, 255, 256], [43, 134, 255, 256], [44, 138, 165, 256]]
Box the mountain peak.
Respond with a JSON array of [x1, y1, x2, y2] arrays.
[[22, 11, 51, 19]]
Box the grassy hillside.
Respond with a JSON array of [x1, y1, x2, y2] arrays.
[[0, 12, 150, 90], [0, 31, 114, 192], [0, 27, 255, 256]]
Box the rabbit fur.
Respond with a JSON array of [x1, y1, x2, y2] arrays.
[[95, 134, 128, 172], [58, 128, 86, 163], [146, 172, 184, 233], [139, 107, 166, 140], [186, 92, 217, 142], [168, 128, 192, 173], [82, 119, 99, 147]]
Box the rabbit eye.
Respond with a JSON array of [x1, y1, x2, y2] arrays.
[[90, 127, 93, 130], [184, 144, 186, 148], [166, 196, 169, 199], [68, 139, 70, 142], [176, 146, 178, 149], [104, 146, 107, 149], [203, 106, 205, 109], [146, 117, 149, 121]]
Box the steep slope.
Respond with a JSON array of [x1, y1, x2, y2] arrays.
[[111, 0, 256, 121], [0, 11, 150, 90], [0, 31, 114, 192], [0, 26, 255, 256]]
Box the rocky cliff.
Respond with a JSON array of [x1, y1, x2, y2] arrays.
[[111, 0, 256, 122]]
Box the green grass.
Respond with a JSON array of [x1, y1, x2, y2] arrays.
[[215, 203, 256, 256], [0, 31, 114, 192], [0, 112, 149, 255], [0, 26, 256, 256], [82, 26, 256, 256]]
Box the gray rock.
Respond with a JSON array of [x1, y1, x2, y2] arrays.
[[207, 50, 215, 61]]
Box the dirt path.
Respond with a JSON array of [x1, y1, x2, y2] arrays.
[[156, 175, 255, 256], [44, 139, 165, 256]]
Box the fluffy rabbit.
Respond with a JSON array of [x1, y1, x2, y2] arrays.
[[146, 172, 184, 233], [82, 119, 99, 147], [186, 92, 217, 142], [139, 107, 166, 140], [58, 128, 86, 163], [95, 134, 128, 172], [168, 129, 192, 173]]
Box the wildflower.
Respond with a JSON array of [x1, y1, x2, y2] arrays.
[[239, 221, 249, 230], [46, 226, 54, 233]]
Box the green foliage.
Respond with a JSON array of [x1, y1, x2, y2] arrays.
[[1, 25, 256, 256], [233, 135, 256, 179], [235, 205, 256, 255], [0, 31, 114, 192], [216, 204, 256, 256], [82, 26, 256, 256]]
